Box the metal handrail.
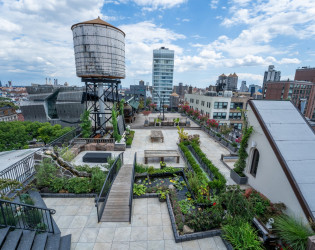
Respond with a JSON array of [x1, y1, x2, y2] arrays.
[[73, 138, 115, 144], [47, 127, 81, 147], [129, 153, 136, 223], [95, 152, 124, 222], [0, 198, 55, 233]]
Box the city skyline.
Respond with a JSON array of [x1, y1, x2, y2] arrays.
[[0, 0, 314, 88]]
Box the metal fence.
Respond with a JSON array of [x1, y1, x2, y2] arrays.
[[95, 152, 124, 222], [0, 199, 56, 233], [0, 150, 41, 194], [129, 153, 136, 222], [73, 138, 115, 144], [48, 127, 81, 147]]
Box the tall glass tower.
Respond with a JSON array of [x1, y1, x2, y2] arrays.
[[152, 47, 174, 108]]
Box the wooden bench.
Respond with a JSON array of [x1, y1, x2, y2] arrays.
[[144, 150, 180, 164], [150, 130, 164, 143]]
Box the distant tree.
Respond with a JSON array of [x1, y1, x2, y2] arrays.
[[80, 111, 92, 138]]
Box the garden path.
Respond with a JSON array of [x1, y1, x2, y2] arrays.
[[101, 163, 133, 222]]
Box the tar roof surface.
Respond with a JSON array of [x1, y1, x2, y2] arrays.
[[250, 100, 315, 219]]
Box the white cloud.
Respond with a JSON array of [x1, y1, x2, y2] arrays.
[[237, 73, 263, 83], [119, 21, 185, 77], [114, 0, 187, 10], [210, 0, 219, 9]]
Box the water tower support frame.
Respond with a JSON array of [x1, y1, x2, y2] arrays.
[[83, 78, 120, 135]]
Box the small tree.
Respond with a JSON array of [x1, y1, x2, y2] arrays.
[[120, 99, 125, 117], [80, 111, 92, 138]]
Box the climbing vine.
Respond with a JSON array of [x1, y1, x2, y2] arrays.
[[234, 126, 253, 176], [112, 105, 122, 142]]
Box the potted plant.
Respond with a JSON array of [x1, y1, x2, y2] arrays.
[[160, 161, 166, 169], [143, 110, 151, 126], [214, 133, 222, 141], [229, 142, 238, 152], [173, 118, 180, 126], [155, 118, 161, 126]]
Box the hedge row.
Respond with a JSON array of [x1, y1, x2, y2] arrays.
[[179, 142, 208, 183], [190, 142, 226, 191]]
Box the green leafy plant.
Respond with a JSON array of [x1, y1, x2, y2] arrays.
[[231, 142, 238, 148], [0, 179, 22, 199], [158, 190, 169, 200], [90, 167, 107, 193], [178, 199, 195, 215], [35, 158, 57, 188], [0, 206, 18, 226], [19, 193, 34, 205], [65, 177, 91, 194], [222, 218, 263, 250], [80, 110, 92, 138], [61, 147, 75, 162], [112, 106, 122, 142], [274, 215, 314, 250], [120, 99, 125, 117], [186, 205, 224, 231], [234, 122, 253, 176], [133, 184, 147, 196], [49, 177, 66, 193]]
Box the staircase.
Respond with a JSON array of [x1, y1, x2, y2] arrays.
[[101, 164, 133, 222], [0, 227, 71, 250]]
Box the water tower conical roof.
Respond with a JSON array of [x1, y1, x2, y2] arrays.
[[71, 16, 125, 36]]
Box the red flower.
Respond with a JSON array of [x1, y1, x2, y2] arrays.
[[213, 202, 217, 206]]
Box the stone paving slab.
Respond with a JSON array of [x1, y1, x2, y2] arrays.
[[44, 197, 227, 250]]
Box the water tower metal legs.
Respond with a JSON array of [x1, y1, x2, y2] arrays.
[[83, 78, 120, 136]]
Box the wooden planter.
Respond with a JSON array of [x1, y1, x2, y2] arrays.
[[230, 169, 248, 184]]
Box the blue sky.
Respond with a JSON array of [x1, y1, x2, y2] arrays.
[[0, 0, 314, 88]]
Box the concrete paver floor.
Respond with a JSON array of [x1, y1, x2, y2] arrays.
[[45, 197, 227, 250]]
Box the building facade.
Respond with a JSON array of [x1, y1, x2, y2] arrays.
[[125, 80, 147, 104], [184, 92, 250, 130], [245, 100, 315, 224], [262, 65, 281, 98], [264, 80, 315, 120], [216, 73, 238, 91], [239, 81, 248, 92], [294, 66, 315, 83], [0, 106, 18, 122], [152, 47, 174, 108]]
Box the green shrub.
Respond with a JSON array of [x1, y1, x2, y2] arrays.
[[274, 215, 313, 250], [75, 164, 94, 173], [65, 177, 91, 194], [135, 164, 148, 173], [0, 206, 18, 226], [19, 193, 34, 205], [35, 158, 57, 188], [133, 184, 147, 196], [126, 137, 133, 146], [49, 177, 66, 193], [24, 208, 45, 230], [186, 205, 224, 232], [219, 185, 253, 222], [231, 142, 238, 148], [91, 167, 107, 193], [61, 148, 75, 162], [222, 219, 263, 250]]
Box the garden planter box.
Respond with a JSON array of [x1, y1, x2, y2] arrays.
[[155, 123, 161, 126], [186, 121, 191, 127], [230, 169, 248, 184], [228, 144, 238, 152], [114, 142, 126, 151], [126, 144, 131, 148], [252, 217, 278, 242], [214, 135, 221, 141], [221, 140, 229, 147]]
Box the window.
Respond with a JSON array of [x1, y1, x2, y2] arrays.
[[214, 102, 228, 109], [231, 123, 242, 130], [229, 112, 242, 120], [201, 101, 205, 106], [213, 112, 227, 119], [190, 98, 194, 103], [230, 102, 243, 109], [207, 102, 211, 108], [196, 100, 199, 104], [250, 149, 260, 177]]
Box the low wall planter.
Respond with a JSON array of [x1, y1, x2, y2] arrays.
[[114, 142, 126, 151], [230, 169, 248, 184], [228, 144, 238, 152], [214, 135, 221, 141]]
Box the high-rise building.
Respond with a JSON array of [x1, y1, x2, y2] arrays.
[[216, 73, 238, 91], [248, 84, 262, 97], [262, 65, 281, 98], [152, 47, 174, 108], [240, 81, 248, 92]]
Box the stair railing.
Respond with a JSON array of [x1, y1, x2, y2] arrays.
[[128, 153, 136, 223], [95, 152, 124, 222], [0, 199, 55, 233]]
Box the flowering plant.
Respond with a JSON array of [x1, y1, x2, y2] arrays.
[[235, 136, 242, 143], [187, 108, 194, 115], [193, 110, 200, 118], [207, 119, 219, 128]]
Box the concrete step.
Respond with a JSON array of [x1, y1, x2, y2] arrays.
[[31, 232, 48, 250], [17, 230, 36, 250], [2, 229, 23, 250]]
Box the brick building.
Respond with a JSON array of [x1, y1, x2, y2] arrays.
[[264, 80, 315, 119], [295, 67, 315, 83]]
